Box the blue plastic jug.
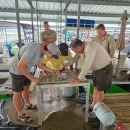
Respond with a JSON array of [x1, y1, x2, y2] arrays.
[[93, 102, 116, 126]]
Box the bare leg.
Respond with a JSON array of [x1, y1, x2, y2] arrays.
[[13, 91, 32, 122], [55, 88, 61, 101], [13, 91, 23, 116], [55, 87, 60, 96], [48, 88, 53, 102], [91, 87, 97, 107], [48, 88, 52, 97], [96, 90, 104, 103], [22, 86, 31, 106]]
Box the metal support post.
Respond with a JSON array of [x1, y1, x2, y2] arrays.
[[36, 85, 42, 125], [75, 0, 81, 68], [15, 0, 22, 48], [60, 1, 62, 43], [40, 14, 42, 34], [76, 0, 81, 39], [31, 1, 35, 42], [5, 29, 7, 43], [100, 122, 107, 130], [65, 3, 67, 43], [36, 0, 39, 42]]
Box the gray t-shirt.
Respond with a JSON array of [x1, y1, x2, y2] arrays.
[[9, 42, 43, 75]]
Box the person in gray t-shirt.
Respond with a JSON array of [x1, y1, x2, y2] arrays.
[[9, 42, 58, 123]]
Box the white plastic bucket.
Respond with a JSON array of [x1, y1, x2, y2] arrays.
[[93, 102, 116, 126], [63, 87, 74, 97]]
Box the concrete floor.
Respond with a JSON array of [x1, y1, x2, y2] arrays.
[[4, 88, 115, 130], [4, 88, 96, 130]]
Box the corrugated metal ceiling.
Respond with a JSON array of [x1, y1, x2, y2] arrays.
[[0, 0, 129, 23]]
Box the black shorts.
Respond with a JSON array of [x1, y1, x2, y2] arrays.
[[10, 73, 31, 92], [92, 62, 113, 91]]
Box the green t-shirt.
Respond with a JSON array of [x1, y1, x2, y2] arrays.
[[40, 29, 56, 43]]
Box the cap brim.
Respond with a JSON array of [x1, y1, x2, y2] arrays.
[[61, 51, 68, 56], [53, 55, 59, 59]]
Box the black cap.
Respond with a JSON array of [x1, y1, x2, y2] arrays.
[[58, 43, 68, 56]]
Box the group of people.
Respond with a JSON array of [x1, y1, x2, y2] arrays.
[[9, 21, 115, 123]]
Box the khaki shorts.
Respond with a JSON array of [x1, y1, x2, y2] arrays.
[[92, 62, 113, 91]]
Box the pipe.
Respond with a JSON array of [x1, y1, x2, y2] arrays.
[[15, 0, 22, 48]]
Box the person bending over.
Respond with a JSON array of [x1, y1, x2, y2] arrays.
[[43, 43, 76, 102], [9, 42, 58, 123]]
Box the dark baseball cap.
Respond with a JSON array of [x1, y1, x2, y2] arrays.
[[58, 43, 68, 56]]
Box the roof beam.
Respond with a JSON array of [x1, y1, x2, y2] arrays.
[[95, 21, 121, 25], [1, 17, 130, 25], [0, 17, 58, 22], [30, 0, 130, 6], [64, 0, 73, 11], [0, 8, 129, 18], [27, 0, 35, 9]]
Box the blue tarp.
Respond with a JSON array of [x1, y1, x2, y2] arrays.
[[66, 19, 95, 28]]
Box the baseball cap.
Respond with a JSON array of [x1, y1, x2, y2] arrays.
[[47, 43, 59, 59], [58, 43, 68, 56]]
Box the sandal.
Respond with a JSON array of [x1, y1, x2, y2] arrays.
[[17, 113, 32, 123], [48, 96, 53, 102], [26, 104, 37, 110], [56, 96, 61, 101]]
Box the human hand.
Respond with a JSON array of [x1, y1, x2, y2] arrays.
[[43, 72, 50, 78], [69, 78, 80, 84], [30, 76, 39, 83], [70, 69, 76, 75], [62, 65, 67, 70], [52, 70, 59, 76], [42, 40, 47, 45]]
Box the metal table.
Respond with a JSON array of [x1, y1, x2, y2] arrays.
[[35, 70, 90, 125], [0, 73, 13, 95]]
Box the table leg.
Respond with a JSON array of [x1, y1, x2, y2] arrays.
[[85, 83, 90, 122], [100, 122, 107, 130], [36, 85, 42, 125], [76, 86, 79, 102], [41, 88, 44, 103]]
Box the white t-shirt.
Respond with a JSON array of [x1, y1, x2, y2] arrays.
[[65, 41, 111, 80]]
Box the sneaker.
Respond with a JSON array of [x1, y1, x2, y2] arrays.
[[88, 111, 96, 118], [82, 104, 93, 113]]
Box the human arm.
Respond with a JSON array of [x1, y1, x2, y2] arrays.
[[109, 36, 116, 58], [41, 40, 50, 45], [46, 36, 56, 43], [46, 31, 57, 43], [63, 54, 80, 69], [17, 57, 39, 82], [40, 32, 50, 45], [40, 31, 56, 45], [69, 65, 76, 74], [41, 36, 56, 45], [38, 59, 58, 75], [69, 44, 97, 84]]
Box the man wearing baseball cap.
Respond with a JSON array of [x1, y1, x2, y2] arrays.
[[9, 42, 59, 123], [43, 43, 75, 102]]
